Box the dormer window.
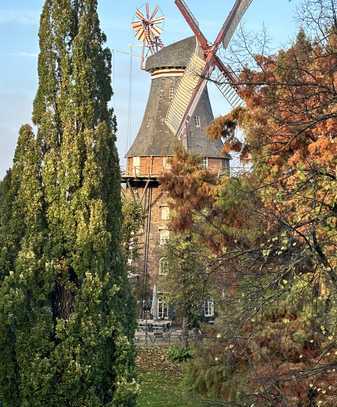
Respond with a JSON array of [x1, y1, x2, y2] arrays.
[[194, 115, 201, 128]]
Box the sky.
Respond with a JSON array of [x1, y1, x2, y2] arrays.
[[0, 0, 302, 179]]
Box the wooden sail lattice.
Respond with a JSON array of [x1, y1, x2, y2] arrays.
[[165, 48, 206, 136], [165, 0, 253, 138], [213, 69, 244, 108]]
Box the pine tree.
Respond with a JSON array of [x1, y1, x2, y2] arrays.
[[0, 1, 135, 405]]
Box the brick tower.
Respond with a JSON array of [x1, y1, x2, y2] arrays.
[[122, 36, 228, 320]]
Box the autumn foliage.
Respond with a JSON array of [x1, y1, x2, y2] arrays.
[[161, 15, 337, 407]]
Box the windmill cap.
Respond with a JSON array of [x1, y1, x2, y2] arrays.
[[145, 36, 196, 72]]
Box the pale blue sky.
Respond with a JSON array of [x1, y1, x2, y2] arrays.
[[0, 0, 301, 178]]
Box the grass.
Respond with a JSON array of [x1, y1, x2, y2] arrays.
[[136, 345, 204, 406], [137, 370, 203, 407]]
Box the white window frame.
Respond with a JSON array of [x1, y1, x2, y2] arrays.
[[158, 294, 169, 319], [169, 87, 175, 99], [204, 298, 214, 318], [159, 257, 169, 276], [160, 205, 170, 221], [133, 157, 141, 176], [202, 157, 208, 169], [159, 229, 170, 246], [194, 115, 201, 128]]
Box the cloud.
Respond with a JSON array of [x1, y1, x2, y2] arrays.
[[0, 9, 39, 26]]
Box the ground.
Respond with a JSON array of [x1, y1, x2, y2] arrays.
[[137, 346, 203, 407]]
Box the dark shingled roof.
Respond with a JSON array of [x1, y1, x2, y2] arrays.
[[145, 36, 197, 72], [127, 37, 225, 159]]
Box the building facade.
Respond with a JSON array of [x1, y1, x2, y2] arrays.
[[122, 36, 229, 320]]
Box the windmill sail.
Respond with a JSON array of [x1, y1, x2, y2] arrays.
[[222, 0, 253, 49], [165, 45, 206, 136], [214, 70, 244, 108], [166, 0, 253, 138]]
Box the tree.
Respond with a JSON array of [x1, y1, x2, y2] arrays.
[[161, 2, 337, 405], [121, 194, 146, 315], [164, 233, 211, 345], [0, 1, 135, 406]]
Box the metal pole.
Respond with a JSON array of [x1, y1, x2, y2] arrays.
[[126, 45, 134, 154]]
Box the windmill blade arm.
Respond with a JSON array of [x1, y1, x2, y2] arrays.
[[214, 57, 244, 108], [214, 55, 240, 88], [219, 0, 254, 50], [175, 0, 209, 50]]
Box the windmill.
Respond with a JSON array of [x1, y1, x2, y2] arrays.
[[124, 1, 253, 322], [165, 0, 253, 141], [131, 3, 165, 69]]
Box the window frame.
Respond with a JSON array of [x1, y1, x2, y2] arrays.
[[202, 157, 209, 169], [160, 205, 170, 221], [158, 294, 169, 319], [159, 229, 170, 246], [204, 298, 215, 318], [159, 257, 169, 276], [194, 115, 201, 128], [169, 87, 175, 99]]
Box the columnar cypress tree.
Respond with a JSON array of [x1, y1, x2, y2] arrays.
[[0, 125, 47, 406], [0, 1, 135, 406]]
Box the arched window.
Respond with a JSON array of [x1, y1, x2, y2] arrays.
[[159, 257, 169, 276]]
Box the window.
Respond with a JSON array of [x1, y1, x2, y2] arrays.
[[158, 294, 169, 319], [169, 87, 175, 99], [194, 115, 201, 128], [159, 229, 170, 246], [204, 298, 214, 318], [159, 258, 169, 276], [133, 157, 140, 176], [160, 206, 170, 221], [202, 157, 208, 168]]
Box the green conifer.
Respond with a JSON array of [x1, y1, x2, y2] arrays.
[[0, 1, 135, 405]]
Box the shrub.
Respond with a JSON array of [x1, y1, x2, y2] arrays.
[[167, 345, 193, 363]]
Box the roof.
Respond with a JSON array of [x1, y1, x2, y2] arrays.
[[127, 37, 226, 160], [145, 36, 197, 72]]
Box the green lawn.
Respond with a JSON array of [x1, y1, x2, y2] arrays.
[[137, 370, 203, 407]]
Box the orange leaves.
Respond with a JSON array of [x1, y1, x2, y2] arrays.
[[160, 148, 217, 234]]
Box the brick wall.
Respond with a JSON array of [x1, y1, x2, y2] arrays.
[[127, 156, 228, 177], [125, 155, 229, 318]]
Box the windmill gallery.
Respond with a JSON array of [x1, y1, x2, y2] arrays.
[[123, 0, 252, 326]]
